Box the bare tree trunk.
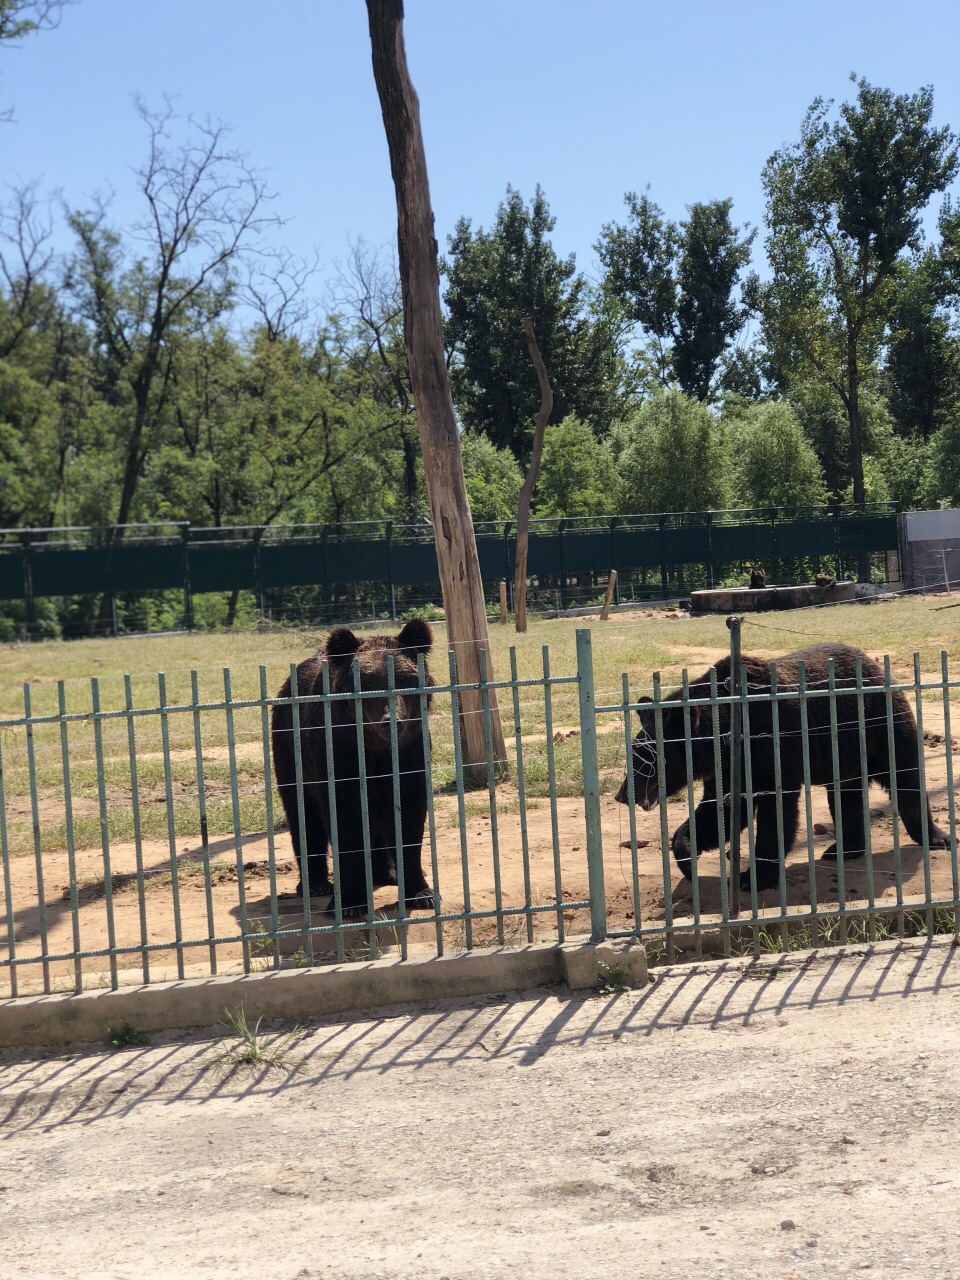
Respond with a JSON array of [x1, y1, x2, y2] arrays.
[[366, 0, 506, 777], [514, 317, 553, 633]]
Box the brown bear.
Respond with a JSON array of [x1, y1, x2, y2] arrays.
[[815, 572, 838, 588], [615, 641, 949, 893], [749, 566, 766, 589], [271, 618, 435, 916]]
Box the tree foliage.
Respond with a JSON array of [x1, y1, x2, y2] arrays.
[[597, 192, 755, 400], [443, 186, 622, 457], [615, 390, 731, 514], [725, 401, 828, 509], [755, 77, 959, 504]]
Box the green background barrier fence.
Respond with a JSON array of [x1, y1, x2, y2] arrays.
[[0, 504, 902, 629]]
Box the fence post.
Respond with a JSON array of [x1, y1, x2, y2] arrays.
[[727, 615, 743, 917], [576, 628, 606, 941], [180, 525, 194, 631]]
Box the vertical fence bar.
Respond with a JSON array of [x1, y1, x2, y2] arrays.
[[726, 618, 743, 918], [680, 670, 702, 957], [90, 678, 118, 989], [768, 663, 790, 952], [22, 683, 50, 992], [797, 662, 820, 945], [223, 668, 251, 974], [57, 681, 83, 992], [448, 648, 472, 950], [621, 672, 643, 936], [511, 648, 535, 943], [417, 652, 443, 955], [652, 672, 675, 962], [0, 734, 16, 997], [477, 647, 505, 945], [321, 658, 345, 962], [854, 657, 877, 940], [739, 662, 761, 956], [289, 662, 315, 966], [940, 651, 959, 936], [912, 653, 934, 937], [352, 656, 378, 958], [541, 646, 565, 942], [576, 630, 606, 944], [157, 674, 185, 981], [883, 655, 905, 935], [190, 671, 217, 976], [708, 668, 730, 954], [386, 654, 408, 961], [258, 666, 281, 971], [122, 675, 150, 984], [826, 659, 848, 939]]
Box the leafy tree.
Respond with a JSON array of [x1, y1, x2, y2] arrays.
[[887, 224, 960, 441], [533, 416, 618, 518], [615, 389, 731, 513], [65, 102, 275, 537], [443, 185, 621, 457], [597, 192, 755, 399], [725, 401, 827, 509], [460, 432, 522, 524], [755, 77, 959, 505]]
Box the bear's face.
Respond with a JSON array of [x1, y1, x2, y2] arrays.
[[323, 617, 434, 752]]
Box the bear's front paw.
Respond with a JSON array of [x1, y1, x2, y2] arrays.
[[404, 887, 435, 911]]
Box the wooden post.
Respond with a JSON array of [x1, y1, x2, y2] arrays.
[[366, 0, 506, 777], [514, 316, 553, 633], [499, 580, 508, 624], [599, 569, 618, 621]]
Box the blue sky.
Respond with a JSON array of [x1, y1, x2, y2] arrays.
[[4, 0, 959, 287]]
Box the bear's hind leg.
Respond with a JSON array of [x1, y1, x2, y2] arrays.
[[822, 773, 867, 861]]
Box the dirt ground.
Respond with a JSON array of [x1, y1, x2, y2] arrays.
[[1, 939, 959, 1279], [2, 696, 957, 994]]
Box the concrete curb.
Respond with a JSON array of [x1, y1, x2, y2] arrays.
[[0, 939, 648, 1050]]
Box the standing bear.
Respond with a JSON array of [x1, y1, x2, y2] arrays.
[[616, 641, 949, 891], [271, 618, 435, 916]]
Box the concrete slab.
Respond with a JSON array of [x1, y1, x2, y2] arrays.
[[0, 938, 647, 1050]]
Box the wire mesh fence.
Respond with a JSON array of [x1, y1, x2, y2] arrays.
[[0, 624, 957, 999]]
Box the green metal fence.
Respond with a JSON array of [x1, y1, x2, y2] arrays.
[[1, 624, 956, 999], [0, 505, 902, 627]]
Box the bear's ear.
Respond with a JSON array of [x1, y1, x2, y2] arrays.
[[324, 627, 360, 666], [634, 695, 653, 719], [396, 616, 433, 655]]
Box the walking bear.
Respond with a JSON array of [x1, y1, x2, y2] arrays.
[[271, 618, 435, 916], [615, 641, 949, 892]]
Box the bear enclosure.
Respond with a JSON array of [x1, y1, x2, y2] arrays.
[[0, 598, 958, 1000]]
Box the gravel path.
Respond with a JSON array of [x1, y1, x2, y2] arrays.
[[2, 939, 959, 1279]]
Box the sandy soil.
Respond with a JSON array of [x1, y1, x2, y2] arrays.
[[1, 939, 959, 1279], [2, 700, 957, 994]]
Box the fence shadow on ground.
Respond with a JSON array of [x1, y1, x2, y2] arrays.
[[1, 938, 957, 1138]]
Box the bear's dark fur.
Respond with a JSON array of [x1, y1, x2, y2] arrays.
[[615, 642, 949, 892], [749, 567, 766, 589], [815, 572, 838, 588], [271, 618, 435, 916]]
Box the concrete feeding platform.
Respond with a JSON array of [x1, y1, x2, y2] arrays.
[[689, 580, 855, 613]]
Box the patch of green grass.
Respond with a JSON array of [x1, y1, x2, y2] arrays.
[[212, 1004, 304, 1073], [106, 1020, 151, 1049], [596, 961, 633, 995]]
